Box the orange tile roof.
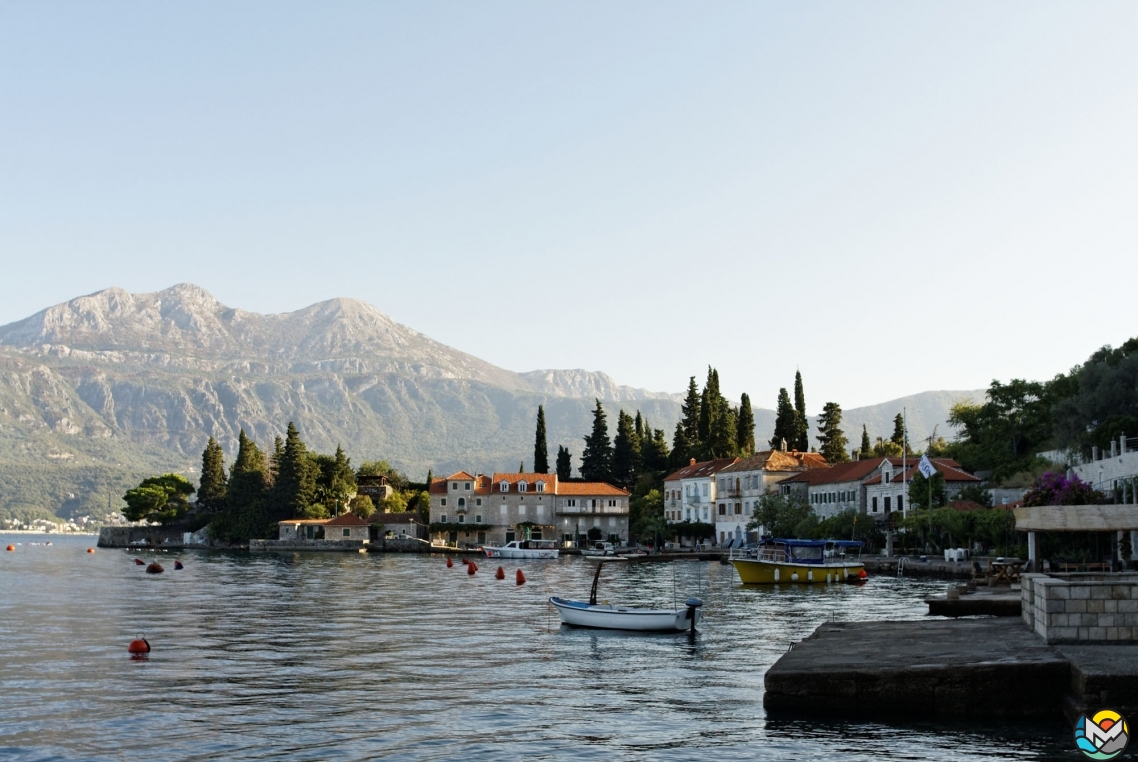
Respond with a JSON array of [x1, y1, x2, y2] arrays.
[[445, 471, 476, 481], [663, 458, 740, 483], [556, 481, 629, 496], [719, 450, 828, 474], [780, 459, 885, 486], [428, 477, 448, 495], [278, 518, 330, 525], [490, 472, 557, 493], [863, 459, 979, 485]]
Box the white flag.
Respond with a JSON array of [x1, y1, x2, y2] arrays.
[[918, 454, 936, 479]]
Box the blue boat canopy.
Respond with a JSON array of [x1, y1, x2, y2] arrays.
[[770, 539, 864, 548]]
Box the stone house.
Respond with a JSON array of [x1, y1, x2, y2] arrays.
[[662, 458, 740, 527], [712, 450, 829, 543], [779, 458, 888, 520], [277, 512, 370, 542], [356, 474, 395, 505], [427, 471, 629, 548], [862, 458, 979, 520], [371, 511, 426, 540]]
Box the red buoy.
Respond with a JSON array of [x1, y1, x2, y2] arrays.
[[858, 569, 868, 579], [446, 557, 453, 568], [134, 558, 145, 565], [495, 566, 505, 579], [127, 637, 150, 655], [174, 560, 184, 570], [87, 548, 95, 554], [5, 544, 14, 552], [516, 569, 526, 585], [145, 562, 164, 574], [467, 561, 478, 575], [461, 558, 471, 565]]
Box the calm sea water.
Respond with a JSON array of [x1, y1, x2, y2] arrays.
[[1, 534, 1078, 761]]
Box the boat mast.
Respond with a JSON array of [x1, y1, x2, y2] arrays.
[[589, 560, 603, 605]]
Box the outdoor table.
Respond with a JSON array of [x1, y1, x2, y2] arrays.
[[988, 559, 1024, 584]]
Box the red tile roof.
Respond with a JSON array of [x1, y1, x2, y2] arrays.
[[445, 471, 476, 481], [326, 512, 369, 526], [490, 472, 557, 493], [720, 450, 828, 475], [663, 458, 740, 483], [863, 459, 979, 485], [780, 459, 885, 486], [556, 482, 629, 496], [428, 477, 448, 495]]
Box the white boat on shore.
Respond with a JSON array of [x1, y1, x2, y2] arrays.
[[483, 539, 559, 559], [580, 541, 617, 557], [549, 560, 703, 632]]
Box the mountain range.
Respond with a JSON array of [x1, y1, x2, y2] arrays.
[[0, 284, 984, 522]]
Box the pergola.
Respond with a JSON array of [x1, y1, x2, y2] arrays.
[[1013, 504, 1138, 571]]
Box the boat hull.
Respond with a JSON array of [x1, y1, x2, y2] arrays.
[[484, 547, 559, 559], [730, 558, 864, 584], [549, 597, 700, 631]]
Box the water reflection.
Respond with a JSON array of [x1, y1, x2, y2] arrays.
[[0, 534, 1071, 761]]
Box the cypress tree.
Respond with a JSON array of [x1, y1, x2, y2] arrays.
[[556, 445, 572, 481], [736, 393, 755, 456], [275, 422, 316, 519], [681, 376, 701, 446], [612, 410, 640, 488], [860, 425, 872, 459], [227, 429, 268, 512], [198, 436, 228, 510], [816, 402, 850, 463], [670, 422, 692, 469], [769, 388, 797, 450], [580, 399, 614, 483], [891, 414, 906, 448], [634, 411, 644, 442], [533, 405, 549, 474], [269, 435, 285, 481], [645, 428, 671, 472], [793, 370, 809, 451]]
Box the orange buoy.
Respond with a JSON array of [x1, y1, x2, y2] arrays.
[[145, 562, 164, 574], [87, 548, 95, 554], [174, 560, 184, 570], [467, 561, 478, 575], [5, 544, 14, 552], [446, 557, 453, 568], [127, 636, 150, 655], [134, 558, 145, 565], [495, 566, 505, 579], [516, 569, 526, 585], [858, 569, 868, 579]]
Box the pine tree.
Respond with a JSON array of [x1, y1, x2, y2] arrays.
[[269, 435, 284, 481], [698, 384, 711, 445], [736, 393, 755, 456], [859, 425, 872, 459], [645, 428, 671, 472], [612, 410, 640, 488], [793, 370, 809, 451], [816, 402, 850, 463], [769, 388, 797, 450], [580, 399, 614, 483], [198, 436, 228, 510], [556, 445, 572, 481], [227, 429, 268, 512], [533, 405, 549, 474], [634, 411, 644, 442], [681, 376, 701, 446], [670, 422, 692, 469], [891, 414, 906, 449], [275, 422, 317, 519]]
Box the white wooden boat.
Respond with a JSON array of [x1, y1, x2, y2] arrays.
[[483, 539, 559, 559], [549, 560, 703, 632], [580, 541, 617, 557]]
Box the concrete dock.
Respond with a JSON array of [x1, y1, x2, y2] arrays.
[[925, 589, 1021, 617], [764, 619, 1117, 719]]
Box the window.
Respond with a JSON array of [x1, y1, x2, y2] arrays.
[[505, 531, 515, 543], [441, 498, 447, 507], [476, 498, 482, 506], [884, 496, 892, 512], [500, 481, 509, 492], [518, 481, 528, 493], [343, 528, 350, 538], [871, 498, 877, 512], [440, 515, 447, 523], [464, 482, 471, 491], [457, 497, 465, 509], [719, 504, 726, 516], [735, 503, 742, 515], [500, 505, 507, 515], [608, 500, 617, 507], [475, 514, 482, 524], [451, 482, 458, 491], [458, 514, 465, 523], [518, 505, 526, 516], [477, 532, 486, 544], [702, 484, 708, 497], [537, 505, 545, 516], [536, 482, 545, 492], [897, 496, 904, 512], [567, 499, 577, 507]]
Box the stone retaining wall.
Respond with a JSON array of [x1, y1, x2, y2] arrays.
[[1022, 572, 1138, 643]]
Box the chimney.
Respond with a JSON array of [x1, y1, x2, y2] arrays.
[[780, 438, 787, 452], [689, 458, 697, 466]]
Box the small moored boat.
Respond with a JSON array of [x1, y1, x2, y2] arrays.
[[730, 539, 866, 584], [549, 560, 702, 632], [580, 541, 617, 557], [483, 539, 559, 559]]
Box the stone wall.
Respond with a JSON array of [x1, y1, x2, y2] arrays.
[[1022, 572, 1138, 643], [98, 526, 205, 548]]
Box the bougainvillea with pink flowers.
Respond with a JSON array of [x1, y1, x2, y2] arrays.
[[1022, 472, 1108, 507]]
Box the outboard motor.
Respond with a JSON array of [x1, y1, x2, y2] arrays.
[[685, 597, 704, 635]]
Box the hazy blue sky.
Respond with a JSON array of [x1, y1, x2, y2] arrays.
[[2, 2, 1137, 410]]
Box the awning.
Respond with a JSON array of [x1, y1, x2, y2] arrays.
[[1013, 504, 1138, 532]]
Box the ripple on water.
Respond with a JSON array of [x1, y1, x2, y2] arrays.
[[0, 535, 1072, 761]]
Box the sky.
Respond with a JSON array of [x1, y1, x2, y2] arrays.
[[2, 2, 1137, 411]]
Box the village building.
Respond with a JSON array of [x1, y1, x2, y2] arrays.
[[662, 457, 740, 527], [372, 511, 426, 540], [862, 457, 979, 520], [714, 450, 829, 544], [427, 471, 629, 548], [778, 458, 889, 520], [277, 511, 371, 543], [356, 474, 395, 505]]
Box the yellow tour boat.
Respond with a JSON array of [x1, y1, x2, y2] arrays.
[[730, 539, 867, 584]]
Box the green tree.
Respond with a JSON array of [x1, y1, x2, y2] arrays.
[[946, 379, 1059, 480], [703, 368, 737, 459], [891, 414, 906, 449], [737, 393, 756, 456], [815, 402, 850, 463], [612, 409, 641, 488], [356, 460, 408, 490], [908, 470, 947, 511], [533, 405, 550, 474], [349, 494, 376, 519], [122, 474, 195, 524], [859, 425, 872, 460], [313, 444, 356, 515], [793, 371, 809, 451], [580, 399, 614, 483], [748, 492, 815, 538], [197, 437, 227, 510], [227, 429, 269, 512], [1052, 338, 1138, 456], [681, 376, 702, 449], [643, 428, 671, 473], [670, 422, 692, 469], [382, 490, 409, 513], [556, 445, 573, 480], [873, 436, 903, 458], [269, 435, 284, 480], [770, 388, 797, 450], [274, 422, 317, 519]]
